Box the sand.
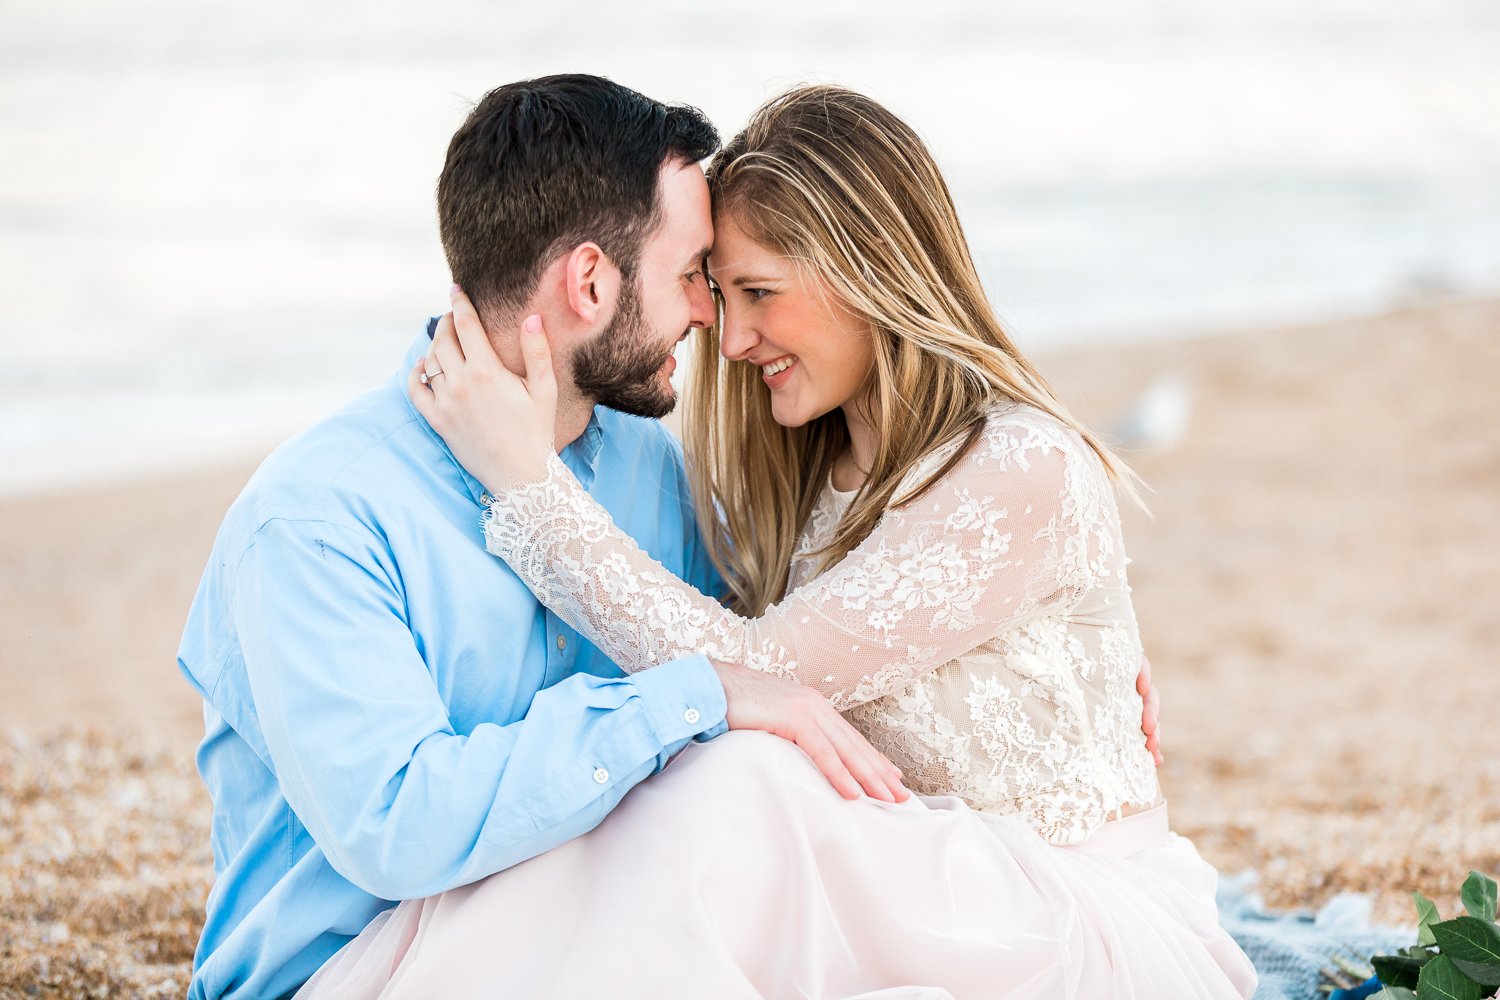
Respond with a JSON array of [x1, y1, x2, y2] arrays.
[[2, 297, 1497, 997]]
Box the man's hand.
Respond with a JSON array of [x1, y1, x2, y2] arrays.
[[1137, 652, 1163, 766], [712, 661, 909, 804]]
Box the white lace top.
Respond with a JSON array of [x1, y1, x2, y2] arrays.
[[483, 404, 1161, 846]]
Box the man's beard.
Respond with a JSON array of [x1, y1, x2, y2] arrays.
[[570, 277, 679, 420]]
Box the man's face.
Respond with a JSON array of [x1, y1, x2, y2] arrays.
[[570, 160, 717, 418]]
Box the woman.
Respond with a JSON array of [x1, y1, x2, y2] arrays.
[[322, 86, 1256, 998]]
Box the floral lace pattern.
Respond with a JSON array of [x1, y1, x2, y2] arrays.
[[484, 404, 1160, 845]]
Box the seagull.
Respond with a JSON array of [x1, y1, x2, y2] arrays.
[[1105, 373, 1192, 453]]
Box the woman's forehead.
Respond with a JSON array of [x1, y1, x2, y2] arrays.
[[707, 219, 787, 277]]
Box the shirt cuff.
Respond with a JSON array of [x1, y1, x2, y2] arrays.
[[630, 654, 728, 746]]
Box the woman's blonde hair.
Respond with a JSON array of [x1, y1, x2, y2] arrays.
[[684, 85, 1141, 615]]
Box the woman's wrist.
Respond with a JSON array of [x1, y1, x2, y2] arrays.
[[480, 446, 557, 497]]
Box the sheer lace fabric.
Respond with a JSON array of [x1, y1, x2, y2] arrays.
[[483, 404, 1160, 846]]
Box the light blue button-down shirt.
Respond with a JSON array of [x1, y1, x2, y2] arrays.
[[177, 328, 729, 1000]]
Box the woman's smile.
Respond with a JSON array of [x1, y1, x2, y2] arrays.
[[759, 355, 797, 387]]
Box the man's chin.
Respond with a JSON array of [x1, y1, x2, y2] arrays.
[[596, 386, 677, 421], [579, 355, 680, 420]]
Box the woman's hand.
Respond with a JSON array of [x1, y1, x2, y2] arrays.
[[712, 661, 909, 804], [1138, 653, 1164, 766], [408, 286, 558, 492]]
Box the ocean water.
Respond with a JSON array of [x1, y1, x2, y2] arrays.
[[1, 0, 1497, 496]]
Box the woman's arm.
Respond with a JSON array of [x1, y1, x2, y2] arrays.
[[483, 417, 1103, 711], [408, 288, 1108, 712]]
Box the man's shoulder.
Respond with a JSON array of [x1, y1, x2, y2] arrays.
[[231, 379, 424, 531]]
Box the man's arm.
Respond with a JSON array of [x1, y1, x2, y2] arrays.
[[233, 513, 726, 901]]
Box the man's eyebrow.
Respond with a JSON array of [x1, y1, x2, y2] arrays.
[[686, 246, 712, 271]]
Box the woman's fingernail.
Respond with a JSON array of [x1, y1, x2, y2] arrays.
[[524, 314, 542, 334], [451, 282, 461, 296]]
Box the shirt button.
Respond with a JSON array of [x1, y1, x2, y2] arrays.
[[592, 767, 609, 784], [557, 635, 567, 651], [683, 708, 701, 725]]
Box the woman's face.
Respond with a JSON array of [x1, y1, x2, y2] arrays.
[[708, 212, 876, 428]]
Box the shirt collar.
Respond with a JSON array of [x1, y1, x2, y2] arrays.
[[400, 322, 606, 505], [566, 407, 606, 487]]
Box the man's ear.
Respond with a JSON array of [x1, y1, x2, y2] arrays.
[[563, 242, 622, 328]]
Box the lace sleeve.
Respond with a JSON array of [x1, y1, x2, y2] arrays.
[[483, 412, 1108, 711]]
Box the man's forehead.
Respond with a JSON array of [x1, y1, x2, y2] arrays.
[[661, 159, 710, 211], [658, 160, 713, 256]]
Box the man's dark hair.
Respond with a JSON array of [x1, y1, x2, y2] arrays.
[[437, 74, 719, 320]]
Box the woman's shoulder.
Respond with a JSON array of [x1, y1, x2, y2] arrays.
[[895, 402, 1086, 502], [973, 401, 1096, 472]]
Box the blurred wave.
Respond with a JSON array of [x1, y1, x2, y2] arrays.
[[1, 0, 1497, 495]]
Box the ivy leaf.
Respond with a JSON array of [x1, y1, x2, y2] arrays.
[[1416, 954, 1483, 1000], [1372, 953, 1426, 988], [1462, 870, 1498, 922], [1414, 891, 1442, 946], [1431, 916, 1500, 986]]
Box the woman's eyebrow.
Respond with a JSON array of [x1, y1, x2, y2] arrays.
[[729, 274, 780, 287], [706, 257, 781, 284]]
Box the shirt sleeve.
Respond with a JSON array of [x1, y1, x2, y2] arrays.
[[482, 413, 1110, 712], [232, 513, 726, 901]]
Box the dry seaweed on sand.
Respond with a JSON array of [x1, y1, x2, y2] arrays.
[[0, 728, 211, 999]]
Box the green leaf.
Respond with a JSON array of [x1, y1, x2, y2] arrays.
[[1449, 955, 1500, 988], [1415, 891, 1442, 946], [1432, 917, 1500, 968], [1416, 954, 1483, 1000], [1373, 953, 1426, 988], [1372, 987, 1419, 1000], [1462, 870, 1498, 922], [1427, 916, 1500, 988]]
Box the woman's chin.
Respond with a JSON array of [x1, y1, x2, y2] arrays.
[[768, 399, 808, 428], [770, 395, 852, 430]]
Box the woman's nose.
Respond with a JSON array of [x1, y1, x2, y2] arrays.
[[718, 309, 759, 361]]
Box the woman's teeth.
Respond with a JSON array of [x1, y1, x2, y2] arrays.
[[762, 357, 796, 376]]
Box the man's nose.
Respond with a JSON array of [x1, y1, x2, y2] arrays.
[[687, 277, 717, 332], [718, 309, 759, 361]]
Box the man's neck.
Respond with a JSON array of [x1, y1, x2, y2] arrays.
[[551, 389, 597, 453], [484, 327, 593, 454]]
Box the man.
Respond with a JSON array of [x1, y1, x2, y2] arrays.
[[178, 73, 1160, 998], [177, 73, 915, 1000]]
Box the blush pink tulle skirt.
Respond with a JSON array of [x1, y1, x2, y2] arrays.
[[296, 731, 1256, 999]]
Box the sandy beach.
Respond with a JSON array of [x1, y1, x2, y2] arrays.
[[2, 297, 1497, 996]]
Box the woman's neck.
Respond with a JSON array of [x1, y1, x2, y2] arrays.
[[832, 401, 879, 493]]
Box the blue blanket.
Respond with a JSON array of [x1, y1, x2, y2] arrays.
[[1216, 871, 1414, 1000]]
